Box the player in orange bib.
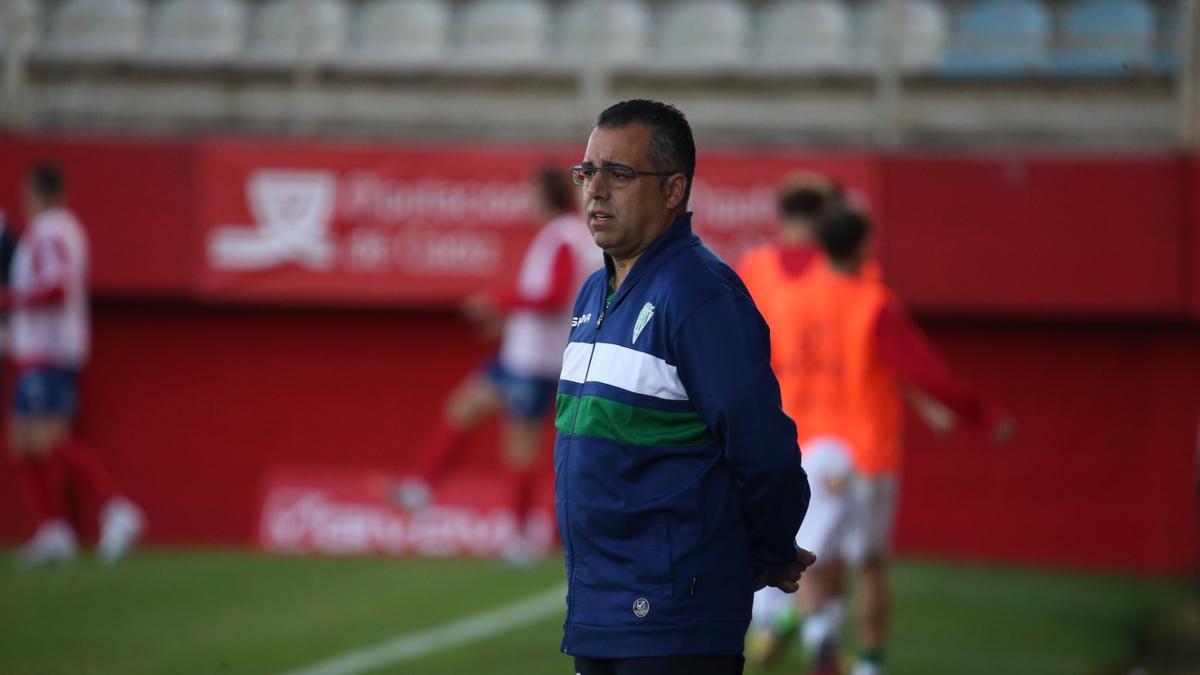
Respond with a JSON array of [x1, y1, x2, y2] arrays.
[[736, 172, 840, 311], [749, 207, 1014, 675]]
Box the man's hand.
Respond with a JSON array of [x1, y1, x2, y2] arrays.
[[762, 547, 817, 593], [905, 386, 956, 437]]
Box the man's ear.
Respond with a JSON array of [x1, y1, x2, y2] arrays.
[[664, 174, 687, 211]]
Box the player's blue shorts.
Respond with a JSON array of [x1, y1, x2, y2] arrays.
[[13, 367, 79, 419], [484, 359, 557, 421]]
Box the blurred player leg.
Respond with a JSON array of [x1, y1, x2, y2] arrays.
[[498, 374, 554, 564], [748, 437, 853, 669], [800, 567, 845, 675], [849, 557, 889, 675], [747, 585, 798, 667], [395, 368, 503, 510], [500, 421, 539, 564], [798, 438, 856, 675], [844, 476, 898, 675], [53, 437, 147, 564], [13, 446, 76, 566]]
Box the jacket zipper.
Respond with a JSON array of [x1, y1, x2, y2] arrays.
[[562, 289, 607, 652]]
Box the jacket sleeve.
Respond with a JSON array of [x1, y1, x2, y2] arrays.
[[672, 291, 810, 578]]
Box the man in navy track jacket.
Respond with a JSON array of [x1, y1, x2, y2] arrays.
[[555, 99, 814, 675]]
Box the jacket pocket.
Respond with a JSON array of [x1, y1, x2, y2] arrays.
[[576, 506, 673, 600]]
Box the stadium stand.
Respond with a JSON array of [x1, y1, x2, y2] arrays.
[[658, 0, 750, 71], [145, 0, 245, 65], [941, 0, 1053, 75], [0, 0, 1186, 145], [857, 0, 950, 72], [1151, 0, 1181, 73], [456, 0, 551, 69], [559, 0, 652, 67], [42, 0, 146, 61], [343, 0, 450, 69], [756, 0, 854, 72], [245, 0, 348, 66], [1050, 0, 1157, 75], [1, 0, 40, 57]]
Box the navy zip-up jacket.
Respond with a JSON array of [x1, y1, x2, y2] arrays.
[[554, 212, 810, 658]]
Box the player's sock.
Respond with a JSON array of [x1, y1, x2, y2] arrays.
[[850, 648, 885, 675], [502, 467, 544, 565], [16, 454, 76, 566], [774, 602, 800, 636], [56, 437, 119, 506], [803, 599, 844, 673], [747, 588, 798, 667], [393, 423, 470, 511], [510, 466, 536, 536], [15, 455, 68, 523], [801, 599, 843, 652], [413, 422, 469, 482]]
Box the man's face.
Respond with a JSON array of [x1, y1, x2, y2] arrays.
[[581, 123, 679, 262]]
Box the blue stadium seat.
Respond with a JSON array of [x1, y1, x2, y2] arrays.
[[941, 0, 1051, 76], [1050, 0, 1156, 75], [1150, 0, 1180, 74]]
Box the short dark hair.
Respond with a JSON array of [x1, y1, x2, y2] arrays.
[[778, 172, 843, 221], [533, 165, 576, 214], [595, 99, 696, 207], [816, 207, 871, 264], [28, 163, 65, 201]]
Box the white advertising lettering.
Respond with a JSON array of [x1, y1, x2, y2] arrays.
[[259, 486, 553, 557]]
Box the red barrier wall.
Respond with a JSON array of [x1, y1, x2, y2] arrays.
[[896, 320, 1199, 572], [0, 135, 198, 297], [1191, 158, 1200, 317], [0, 136, 1195, 573], [877, 154, 1191, 317]]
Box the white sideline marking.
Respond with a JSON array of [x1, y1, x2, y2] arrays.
[[279, 583, 567, 675]]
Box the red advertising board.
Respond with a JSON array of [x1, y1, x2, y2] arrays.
[[197, 140, 577, 305], [1192, 157, 1200, 318], [258, 469, 555, 557], [195, 138, 877, 305], [0, 134, 198, 297], [878, 154, 1190, 316], [0, 134, 1192, 316]]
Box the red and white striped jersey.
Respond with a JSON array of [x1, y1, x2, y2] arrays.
[[10, 207, 90, 368], [500, 213, 599, 378]]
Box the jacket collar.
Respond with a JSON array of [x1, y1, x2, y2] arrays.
[[603, 211, 695, 309]]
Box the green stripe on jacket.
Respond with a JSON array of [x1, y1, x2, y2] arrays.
[[555, 393, 708, 447]]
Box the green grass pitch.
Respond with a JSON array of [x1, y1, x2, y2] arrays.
[[0, 549, 1186, 675]]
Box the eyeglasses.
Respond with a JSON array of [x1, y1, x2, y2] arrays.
[[570, 163, 678, 188]]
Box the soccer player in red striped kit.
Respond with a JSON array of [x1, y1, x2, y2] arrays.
[[9, 163, 144, 566], [395, 166, 598, 561]]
